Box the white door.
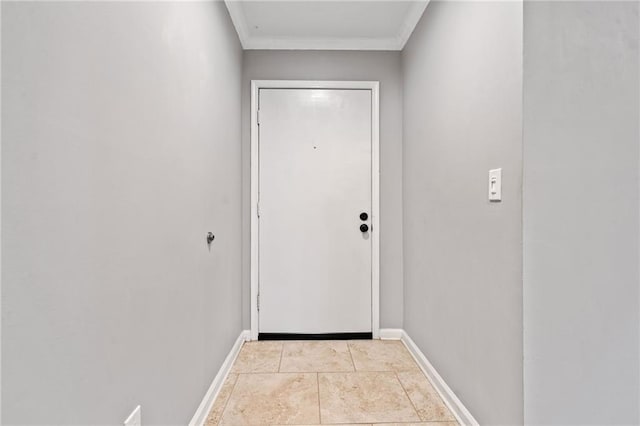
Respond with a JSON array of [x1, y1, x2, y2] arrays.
[[258, 88, 372, 335]]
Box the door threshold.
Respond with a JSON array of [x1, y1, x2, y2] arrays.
[[258, 332, 372, 341]]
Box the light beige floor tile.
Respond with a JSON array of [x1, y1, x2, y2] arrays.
[[348, 340, 419, 372], [318, 371, 420, 424], [204, 374, 238, 425], [230, 341, 283, 373], [377, 423, 458, 426], [279, 341, 355, 372], [396, 371, 457, 422], [219, 373, 319, 425]]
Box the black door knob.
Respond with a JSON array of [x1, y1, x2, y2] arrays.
[[360, 224, 369, 233], [360, 212, 368, 221]]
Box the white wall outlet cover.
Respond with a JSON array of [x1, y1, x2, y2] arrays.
[[124, 405, 141, 426], [488, 168, 502, 202]]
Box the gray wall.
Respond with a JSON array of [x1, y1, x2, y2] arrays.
[[402, 2, 523, 424], [1, 2, 243, 424], [523, 2, 640, 424], [241, 51, 404, 329]]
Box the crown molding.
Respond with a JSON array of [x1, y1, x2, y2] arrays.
[[224, 0, 429, 51], [224, 1, 251, 48], [397, 0, 430, 49], [243, 36, 403, 51]]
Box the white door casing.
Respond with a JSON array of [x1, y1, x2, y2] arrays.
[[250, 80, 380, 340]]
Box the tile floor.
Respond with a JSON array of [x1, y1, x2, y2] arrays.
[[205, 339, 458, 426]]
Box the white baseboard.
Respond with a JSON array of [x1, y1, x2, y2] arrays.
[[379, 328, 404, 340], [399, 331, 479, 426], [189, 330, 250, 426]]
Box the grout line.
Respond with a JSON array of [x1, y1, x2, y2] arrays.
[[395, 371, 423, 422], [274, 370, 364, 374], [368, 422, 458, 425], [212, 373, 240, 426], [316, 372, 322, 424], [237, 369, 413, 375], [347, 341, 357, 372], [277, 341, 285, 372]]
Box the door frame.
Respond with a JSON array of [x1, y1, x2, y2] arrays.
[[250, 80, 380, 341]]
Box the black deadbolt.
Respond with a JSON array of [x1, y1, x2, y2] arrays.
[[360, 224, 369, 233], [360, 212, 368, 221]]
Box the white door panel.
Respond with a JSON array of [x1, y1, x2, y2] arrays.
[[258, 88, 372, 334]]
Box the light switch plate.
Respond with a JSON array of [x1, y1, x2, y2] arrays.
[[488, 168, 502, 202], [124, 406, 141, 426]]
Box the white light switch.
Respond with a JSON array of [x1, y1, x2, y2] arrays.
[[488, 168, 502, 202]]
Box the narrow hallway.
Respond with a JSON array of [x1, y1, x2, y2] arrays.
[[2, 1, 638, 424], [205, 340, 457, 425]]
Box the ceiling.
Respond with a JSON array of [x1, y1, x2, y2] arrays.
[[224, 1, 429, 51]]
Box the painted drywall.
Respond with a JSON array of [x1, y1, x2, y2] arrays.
[[241, 50, 404, 329], [523, 2, 640, 424], [402, 2, 523, 424], [1, 2, 242, 424]]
